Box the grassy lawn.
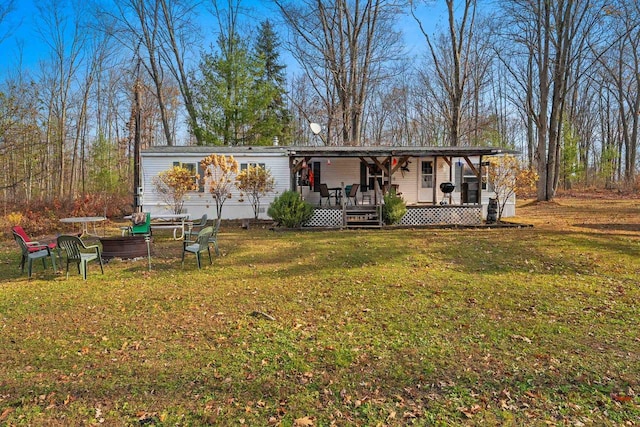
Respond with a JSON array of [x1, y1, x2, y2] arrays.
[[1, 197, 638, 425]]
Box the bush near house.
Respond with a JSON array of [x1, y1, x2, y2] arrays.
[[152, 166, 198, 215], [236, 165, 276, 220], [488, 154, 538, 221], [382, 190, 406, 225], [267, 190, 313, 227]]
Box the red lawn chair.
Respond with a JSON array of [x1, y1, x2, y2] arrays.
[[11, 226, 58, 271]]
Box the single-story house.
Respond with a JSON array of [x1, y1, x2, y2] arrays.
[[140, 145, 517, 227]]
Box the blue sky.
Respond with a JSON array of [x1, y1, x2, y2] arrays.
[[0, 0, 450, 79]]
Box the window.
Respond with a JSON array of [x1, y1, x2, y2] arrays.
[[240, 162, 266, 171], [173, 161, 203, 192], [461, 164, 489, 190], [421, 161, 433, 188]]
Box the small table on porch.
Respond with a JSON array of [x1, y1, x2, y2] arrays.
[[328, 187, 342, 205]]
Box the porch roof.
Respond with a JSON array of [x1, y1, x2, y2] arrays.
[[142, 145, 516, 158], [286, 145, 516, 158]]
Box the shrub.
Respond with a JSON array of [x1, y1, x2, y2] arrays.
[[236, 165, 275, 219], [152, 165, 199, 214], [488, 154, 538, 221], [382, 190, 406, 225], [200, 154, 239, 221], [267, 191, 314, 228]]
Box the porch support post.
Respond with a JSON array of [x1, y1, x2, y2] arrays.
[[478, 155, 483, 204], [289, 156, 296, 192], [433, 157, 438, 205], [290, 156, 313, 194], [449, 156, 454, 204], [463, 156, 480, 177]]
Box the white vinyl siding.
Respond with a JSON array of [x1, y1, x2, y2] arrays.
[[142, 152, 289, 220]]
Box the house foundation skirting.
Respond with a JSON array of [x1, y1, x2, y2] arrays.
[[303, 205, 482, 228], [400, 205, 482, 226], [304, 208, 344, 228]]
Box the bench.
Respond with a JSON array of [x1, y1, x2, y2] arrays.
[[150, 220, 189, 240]]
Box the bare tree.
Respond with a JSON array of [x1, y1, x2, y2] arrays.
[[36, 0, 87, 200], [498, 0, 606, 201], [97, 0, 178, 146], [596, 0, 640, 185], [275, 0, 405, 146], [0, 70, 46, 206], [0, 0, 17, 44], [157, 0, 203, 144], [413, 0, 477, 147]]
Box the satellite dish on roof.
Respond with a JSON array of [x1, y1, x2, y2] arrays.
[[310, 123, 322, 135]]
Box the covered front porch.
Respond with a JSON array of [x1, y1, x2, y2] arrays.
[[287, 146, 513, 227]]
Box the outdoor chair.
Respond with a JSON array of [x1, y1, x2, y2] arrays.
[[346, 183, 360, 205], [209, 219, 221, 257], [182, 226, 214, 269], [13, 231, 57, 278], [185, 214, 207, 241], [122, 212, 151, 237], [11, 225, 59, 270], [319, 183, 332, 206], [56, 235, 104, 280]]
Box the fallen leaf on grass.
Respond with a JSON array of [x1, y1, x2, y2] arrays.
[[610, 394, 633, 403], [511, 334, 532, 344], [500, 399, 517, 410], [459, 404, 482, 418], [524, 391, 540, 399], [403, 411, 417, 419], [294, 416, 314, 426], [0, 408, 15, 422]]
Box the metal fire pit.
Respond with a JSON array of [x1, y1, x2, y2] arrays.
[[100, 236, 150, 260]]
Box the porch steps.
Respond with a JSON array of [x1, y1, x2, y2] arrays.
[[344, 205, 382, 229]]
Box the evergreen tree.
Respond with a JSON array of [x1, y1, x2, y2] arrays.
[[195, 33, 273, 145], [254, 19, 291, 145]]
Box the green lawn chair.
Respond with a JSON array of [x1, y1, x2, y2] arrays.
[[56, 235, 104, 280], [185, 213, 207, 241], [131, 212, 151, 236], [209, 219, 221, 256], [182, 226, 214, 269]]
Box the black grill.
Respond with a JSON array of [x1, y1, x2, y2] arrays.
[[439, 182, 455, 194]]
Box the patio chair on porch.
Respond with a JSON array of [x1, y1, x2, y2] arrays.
[[346, 184, 360, 205], [13, 230, 57, 278], [56, 235, 104, 280], [182, 226, 214, 269], [319, 184, 332, 206]]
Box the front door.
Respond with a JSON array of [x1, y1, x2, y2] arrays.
[[418, 158, 434, 202]]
